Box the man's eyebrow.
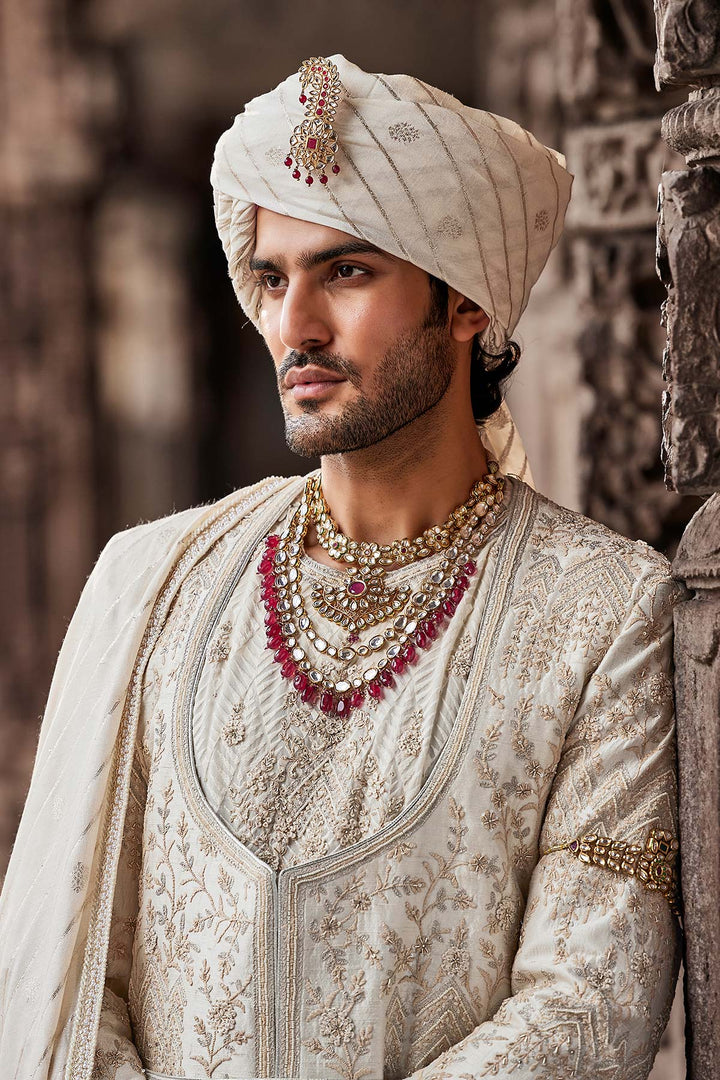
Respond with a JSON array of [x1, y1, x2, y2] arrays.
[[249, 241, 390, 275]]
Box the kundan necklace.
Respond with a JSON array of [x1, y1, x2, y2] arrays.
[[258, 462, 506, 718], [306, 473, 496, 636]]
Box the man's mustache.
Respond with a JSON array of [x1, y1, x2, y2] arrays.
[[277, 350, 362, 389]]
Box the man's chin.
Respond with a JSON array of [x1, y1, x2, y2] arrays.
[[284, 416, 332, 457], [284, 420, 359, 458], [285, 433, 346, 458]]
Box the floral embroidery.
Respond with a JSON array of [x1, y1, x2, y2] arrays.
[[436, 214, 463, 239], [222, 702, 246, 745], [226, 689, 408, 871], [300, 800, 517, 1078], [93, 988, 145, 1077], [92, 1038, 136, 1079], [388, 121, 420, 143], [131, 777, 255, 1073], [190, 957, 253, 1074], [534, 208, 550, 231], [207, 620, 233, 662], [265, 146, 286, 166], [397, 711, 423, 758], [303, 978, 372, 1079], [449, 632, 474, 678], [440, 939, 471, 977], [71, 861, 86, 893]]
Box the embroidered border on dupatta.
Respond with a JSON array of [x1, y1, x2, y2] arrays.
[[64, 476, 294, 1080]]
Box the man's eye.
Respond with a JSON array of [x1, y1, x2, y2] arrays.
[[260, 274, 283, 290], [335, 264, 363, 279]]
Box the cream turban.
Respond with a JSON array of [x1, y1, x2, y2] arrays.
[[210, 54, 574, 484]]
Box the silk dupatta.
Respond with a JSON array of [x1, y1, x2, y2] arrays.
[[0, 476, 299, 1079]]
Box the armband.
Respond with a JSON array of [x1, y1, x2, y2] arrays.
[[541, 828, 680, 917]]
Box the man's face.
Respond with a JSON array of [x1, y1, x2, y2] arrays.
[[252, 207, 457, 458]]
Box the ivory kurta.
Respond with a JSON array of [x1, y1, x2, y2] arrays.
[[86, 473, 681, 1080], [0, 471, 682, 1080], [186, 487, 504, 873]]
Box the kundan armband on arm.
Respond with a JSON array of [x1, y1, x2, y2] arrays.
[[541, 827, 680, 917]]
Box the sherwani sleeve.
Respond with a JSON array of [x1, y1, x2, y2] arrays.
[[92, 748, 147, 1078], [407, 564, 682, 1080]]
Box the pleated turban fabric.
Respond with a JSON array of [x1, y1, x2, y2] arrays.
[[210, 54, 574, 481], [211, 53, 572, 350]]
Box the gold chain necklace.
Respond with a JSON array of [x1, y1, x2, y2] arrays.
[[307, 463, 503, 634], [258, 464, 506, 717], [309, 463, 500, 567]]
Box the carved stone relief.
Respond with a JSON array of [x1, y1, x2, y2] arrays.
[[557, 0, 683, 116], [565, 118, 675, 230], [671, 497, 720, 1080], [657, 166, 720, 493], [558, 0, 692, 547], [654, 1, 720, 1078], [571, 231, 691, 545], [654, 0, 720, 88], [662, 86, 720, 164]]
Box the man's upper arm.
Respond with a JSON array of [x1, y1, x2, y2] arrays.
[[407, 558, 684, 1079]]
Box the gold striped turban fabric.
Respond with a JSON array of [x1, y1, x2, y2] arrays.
[[210, 54, 574, 484]]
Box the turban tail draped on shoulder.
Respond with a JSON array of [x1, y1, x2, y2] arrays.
[[210, 54, 574, 484]]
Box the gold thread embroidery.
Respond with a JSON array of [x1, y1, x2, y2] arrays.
[[222, 702, 247, 746]]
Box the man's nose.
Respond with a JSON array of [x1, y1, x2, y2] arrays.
[[279, 281, 332, 352]]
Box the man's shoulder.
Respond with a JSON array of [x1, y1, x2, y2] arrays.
[[519, 481, 675, 599], [97, 473, 299, 576]]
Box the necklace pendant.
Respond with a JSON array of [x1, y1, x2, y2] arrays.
[[310, 576, 410, 629]]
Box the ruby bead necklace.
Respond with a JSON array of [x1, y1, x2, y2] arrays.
[[259, 472, 505, 718]]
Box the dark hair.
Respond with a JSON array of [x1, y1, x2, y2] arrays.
[[428, 275, 520, 423]]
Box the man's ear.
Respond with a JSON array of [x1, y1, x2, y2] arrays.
[[449, 291, 490, 343]]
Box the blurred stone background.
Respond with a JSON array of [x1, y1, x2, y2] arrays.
[[1, 0, 697, 1074]]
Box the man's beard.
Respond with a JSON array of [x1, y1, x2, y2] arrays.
[[278, 308, 455, 458]]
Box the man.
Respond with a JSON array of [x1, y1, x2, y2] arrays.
[[0, 55, 681, 1080]]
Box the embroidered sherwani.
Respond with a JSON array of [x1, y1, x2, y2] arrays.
[[0, 473, 683, 1080]]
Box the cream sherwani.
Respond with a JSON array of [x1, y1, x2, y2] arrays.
[[0, 473, 682, 1080]]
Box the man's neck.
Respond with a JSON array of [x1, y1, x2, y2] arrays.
[[304, 401, 490, 563]]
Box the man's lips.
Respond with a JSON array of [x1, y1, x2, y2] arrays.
[[284, 366, 347, 401], [284, 366, 346, 388]]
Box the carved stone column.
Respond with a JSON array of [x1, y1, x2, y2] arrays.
[[654, 4, 720, 1077], [557, 0, 698, 550]]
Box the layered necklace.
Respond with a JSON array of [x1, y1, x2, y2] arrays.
[[259, 462, 506, 718]]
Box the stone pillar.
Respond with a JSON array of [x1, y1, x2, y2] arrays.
[[654, 5, 720, 1077], [556, 0, 698, 550]]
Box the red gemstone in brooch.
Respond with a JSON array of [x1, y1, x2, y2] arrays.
[[285, 56, 343, 187]]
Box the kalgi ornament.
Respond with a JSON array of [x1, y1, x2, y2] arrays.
[[285, 57, 343, 186]]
